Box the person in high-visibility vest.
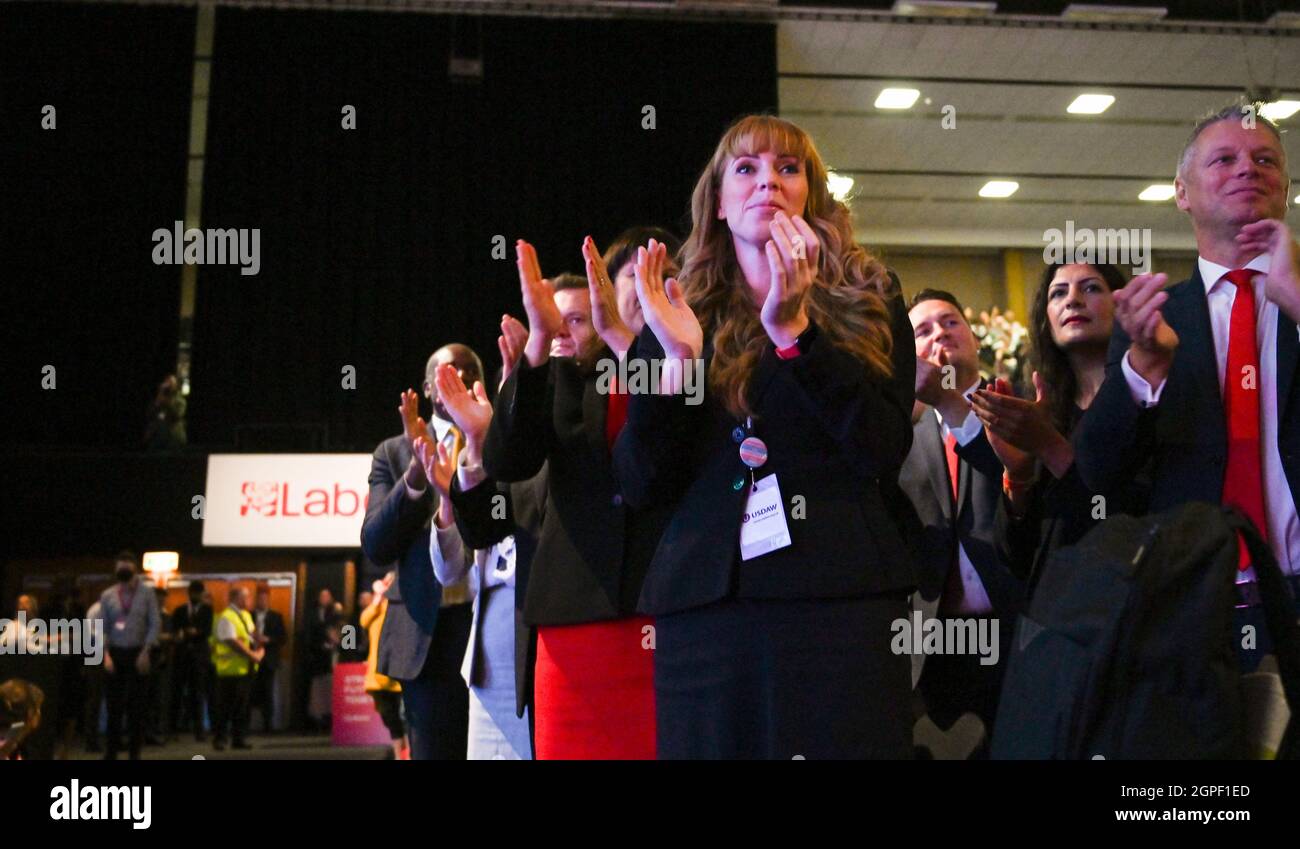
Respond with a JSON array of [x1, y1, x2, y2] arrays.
[[209, 587, 264, 751], [359, 572, 408, 760]]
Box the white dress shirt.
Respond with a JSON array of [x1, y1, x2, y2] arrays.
[[216, 612, 239, 641], [1121, 254, 1300, 576], [429, 458, 521, 687], [935, 380, 995, 614]]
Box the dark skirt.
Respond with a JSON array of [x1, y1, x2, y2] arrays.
[[654, 593, 912, 759]]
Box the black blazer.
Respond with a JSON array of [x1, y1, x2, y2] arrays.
[[612, 292, 918, 616], [483, 350, 674, 626], [1074, 266, 1300, 518], [360, 433, 441, 681], [897, 397, 1026, 617], [170, 602, 213, 658], [450, 465, 547, 718], [254, 609, 287, 670]]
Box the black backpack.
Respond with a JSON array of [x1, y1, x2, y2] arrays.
[[992, 502, 1300, 759]]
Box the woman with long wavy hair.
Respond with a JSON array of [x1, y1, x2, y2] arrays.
[[613, 115, 918, 758]]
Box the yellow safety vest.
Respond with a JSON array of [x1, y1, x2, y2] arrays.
[[210, 606, 257, 677]]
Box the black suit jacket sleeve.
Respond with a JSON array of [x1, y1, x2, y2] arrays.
[[1073, 322, 1158, 495], [751, 292, 916, 482], [195, 605, 213, 641], [612, 327, 709, 509], [360, 442, 433, 566], [483, 359, 554, 483], [993, 480, 1044, 583], [953, 428, 1005, 480], [449, 471, 514, 550], [264, 610, 287, 647]]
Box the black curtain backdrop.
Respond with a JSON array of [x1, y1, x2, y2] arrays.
[[191, 9, 777, 451], [0, 2, 194, 449]]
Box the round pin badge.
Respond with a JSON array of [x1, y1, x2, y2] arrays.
[[738, 437, 768, 469]]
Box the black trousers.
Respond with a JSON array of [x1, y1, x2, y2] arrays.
[[83, 666, 104, 747], [104, 647, 148, 759], [399, 603, 471, 760], [370, 689, 406, 739], [170, 649, 209, 736], [250, 663, 277, 731], [916, 614, 1012, 755], [655, 594, 913, 760], [145, 658, 168, 737], [212, 673, 253, 744]]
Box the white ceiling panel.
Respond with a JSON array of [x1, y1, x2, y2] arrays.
[[779, 18, 1300, 249]]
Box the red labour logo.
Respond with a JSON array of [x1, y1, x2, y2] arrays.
[[237, 480, 368, 517], [240, 481, 280, 516]]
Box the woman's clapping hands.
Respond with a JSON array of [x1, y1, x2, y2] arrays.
[[634, 238, 702, 361], [762, 212, 818, 348]]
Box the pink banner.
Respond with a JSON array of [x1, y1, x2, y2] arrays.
[[331, 662, 392, 747]]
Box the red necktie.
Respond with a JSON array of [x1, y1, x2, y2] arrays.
[[605, 377, 629, 451], [939, 432, 965, 612], [1221, 269, 1268, 571], [944, 432, 960, 503]]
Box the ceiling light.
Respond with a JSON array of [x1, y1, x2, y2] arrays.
[[892, 1, 996, 16], [142, 551, 180, 586], [1260, 100, 1300, 122], [1067, 94, 1115, 114], [979, 180, 1019, 198], [1062, 4, 1166, 23], [827, 172, 854, 201], [875, 88, 920, 110], [1139, 184, 1176, 202]]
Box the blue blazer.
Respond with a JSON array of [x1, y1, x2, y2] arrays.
[[1075, 266, 1300, 516], [360, 433, 441, 681]]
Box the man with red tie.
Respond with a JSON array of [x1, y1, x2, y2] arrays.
[[1075, 104, 1300, 670], [900, 289, 1025, 753]]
